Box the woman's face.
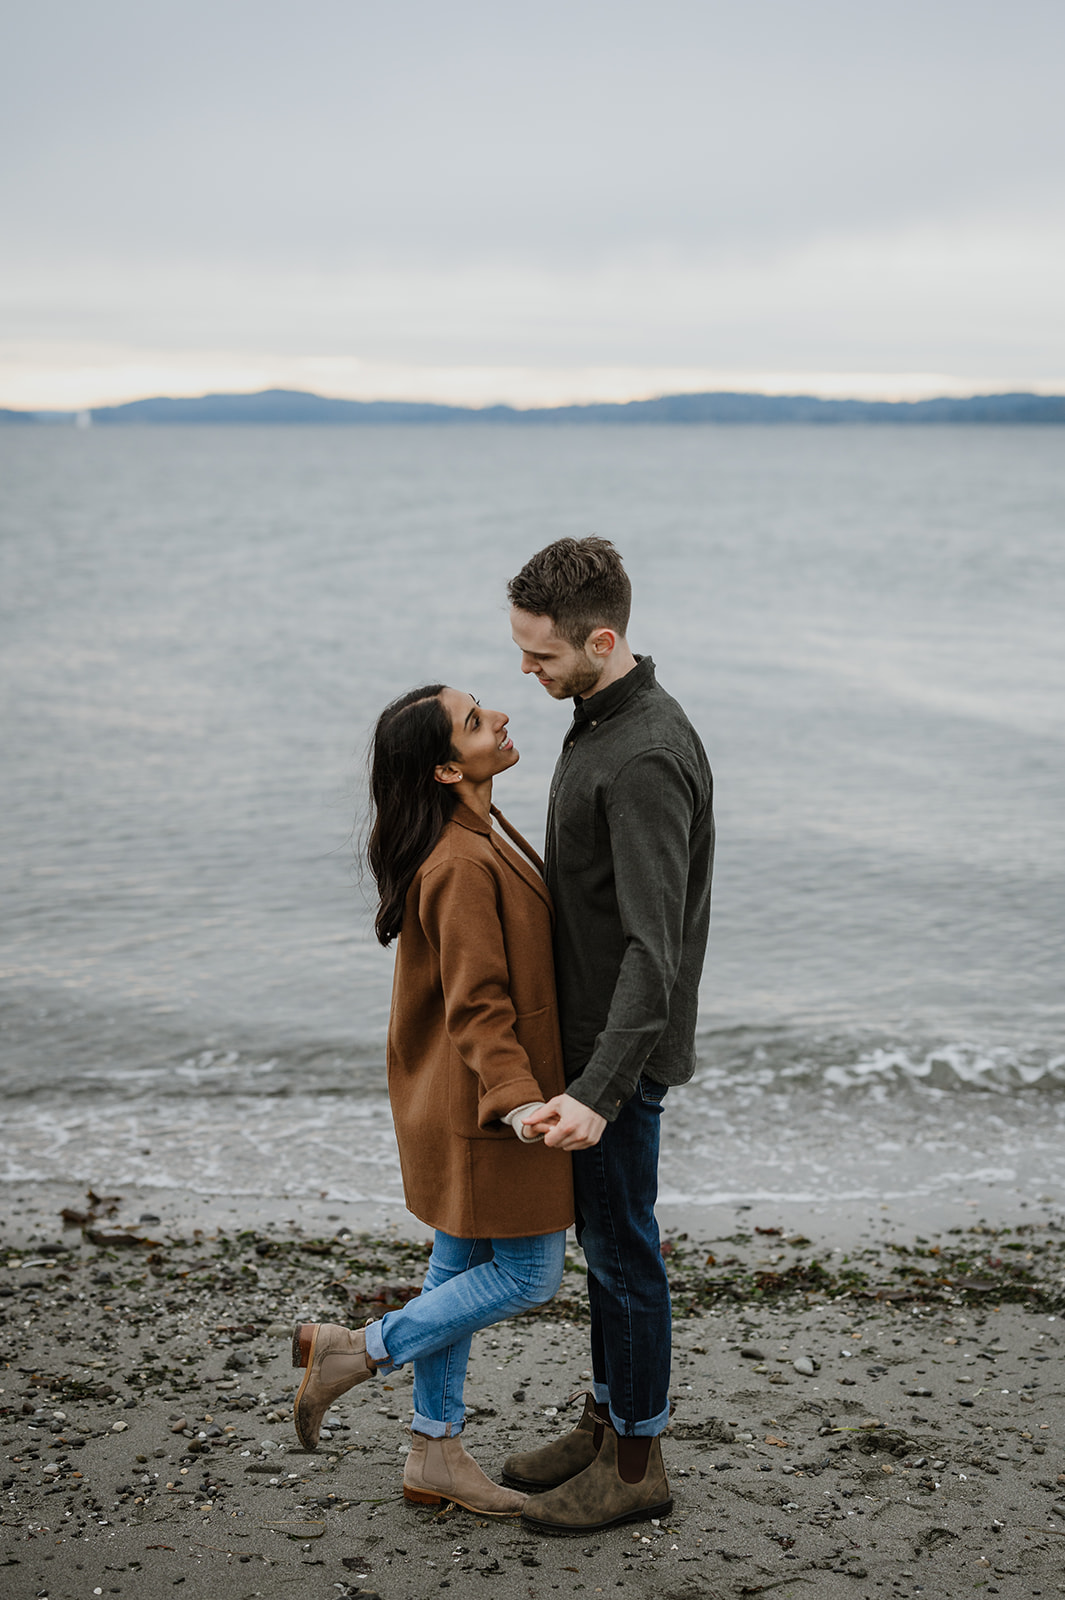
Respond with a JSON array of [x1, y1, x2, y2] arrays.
[[438, 687, 520, 784]]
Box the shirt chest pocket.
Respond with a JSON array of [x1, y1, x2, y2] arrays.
[[552, 789, 598, 873]]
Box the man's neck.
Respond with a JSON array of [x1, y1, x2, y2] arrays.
[[580, 643, 639, 699]]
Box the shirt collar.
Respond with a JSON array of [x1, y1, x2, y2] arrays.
[[572, 654, 655, 724]]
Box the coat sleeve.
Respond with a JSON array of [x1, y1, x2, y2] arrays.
[[416, 855, 548, 1127]]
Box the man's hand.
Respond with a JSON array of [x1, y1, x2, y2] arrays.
[[523, 1093, 607, 1151]]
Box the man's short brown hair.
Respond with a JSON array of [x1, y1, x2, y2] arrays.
[[507, 536, 631, 649]]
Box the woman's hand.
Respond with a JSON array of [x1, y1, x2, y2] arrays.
[[523, 1093, 607, 1151], [502, 1102, 546, 1141]]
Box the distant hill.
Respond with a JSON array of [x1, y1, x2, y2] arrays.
[[10, 388, 1065, 425], [91, 390, 474, 425]]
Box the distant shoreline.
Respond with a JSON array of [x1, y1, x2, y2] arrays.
[[3, 387, 1064, 426]]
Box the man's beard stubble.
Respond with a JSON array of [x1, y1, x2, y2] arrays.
[[554, 655, 604, 700]]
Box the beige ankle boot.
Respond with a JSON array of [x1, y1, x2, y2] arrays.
[[403, 1430, 526, 1516], [291, 1321, 374, 1450]]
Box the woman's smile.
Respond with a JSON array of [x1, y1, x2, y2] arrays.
[[437, 687, 521, 791]]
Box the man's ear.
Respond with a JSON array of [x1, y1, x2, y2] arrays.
[[588, 627, 617, 656], [434, 761, 464, 786]]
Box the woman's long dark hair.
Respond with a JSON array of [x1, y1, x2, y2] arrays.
[[367, 684, 457, 946]]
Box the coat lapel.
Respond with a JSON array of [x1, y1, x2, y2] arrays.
[[448, 800, 553, 919], [489, 806, 554, 919]]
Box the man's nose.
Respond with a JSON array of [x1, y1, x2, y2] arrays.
[[520, 654, 537, 675]]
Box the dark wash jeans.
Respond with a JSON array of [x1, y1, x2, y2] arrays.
[[572, 1075, 671, 1436]]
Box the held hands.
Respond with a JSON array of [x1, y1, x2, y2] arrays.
[[522, 1092, 607, 1151]]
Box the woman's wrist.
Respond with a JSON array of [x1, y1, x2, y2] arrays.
[[501, 1101, 546, 1141]]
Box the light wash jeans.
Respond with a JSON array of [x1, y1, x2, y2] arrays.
[[364, 1228, 567, 1437]]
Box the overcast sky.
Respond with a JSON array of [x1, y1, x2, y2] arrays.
[[2, 0, 1063, 408]]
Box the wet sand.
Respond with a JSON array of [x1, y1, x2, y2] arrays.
[[3, 1184, 1065, 1600]]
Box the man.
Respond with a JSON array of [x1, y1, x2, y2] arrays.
[[502, 536, 714, 1534]]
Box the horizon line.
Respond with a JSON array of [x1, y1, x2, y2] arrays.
[[10, 382, 1065, 418]]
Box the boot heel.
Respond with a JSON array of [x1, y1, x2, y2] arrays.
[[403, 1485, 444, 1506], [291, 1322, 316, 1369]]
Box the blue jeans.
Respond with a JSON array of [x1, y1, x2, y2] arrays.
[[573, 1075, 670, 1436], [364, 1228, 567, 1437]]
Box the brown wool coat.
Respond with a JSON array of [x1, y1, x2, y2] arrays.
[[386, 800, 574, 1239]]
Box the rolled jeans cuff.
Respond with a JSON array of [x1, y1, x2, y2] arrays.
[[410, 1413, 461, 1438], [593, 1381, 669, 1438], [364, 1320, 392, 1373]]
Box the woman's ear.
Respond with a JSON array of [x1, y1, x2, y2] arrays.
[[434, 761, 464, 786]]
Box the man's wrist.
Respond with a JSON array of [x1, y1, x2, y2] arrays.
[[562, 1074, 627, 1123]]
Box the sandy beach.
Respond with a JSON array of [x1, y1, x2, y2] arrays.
[[3, 1183, 1065, 1600]]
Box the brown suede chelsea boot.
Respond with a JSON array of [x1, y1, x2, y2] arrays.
[[520, 1426, 671, 1534], [502, 1391, 603, 1489]]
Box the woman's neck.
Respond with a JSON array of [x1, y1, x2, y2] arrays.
[[452, 776, 494, 821]]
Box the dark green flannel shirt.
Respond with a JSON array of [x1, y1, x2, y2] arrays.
[[544, 656, 715, 1121]]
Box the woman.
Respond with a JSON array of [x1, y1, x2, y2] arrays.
[[292, 684, 573, 1516]]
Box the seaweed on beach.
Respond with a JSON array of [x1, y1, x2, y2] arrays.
[[654, 1226, 1065, 1313], [235, 1222, 1065, 1318], [10, 1218, 1065, 1362]]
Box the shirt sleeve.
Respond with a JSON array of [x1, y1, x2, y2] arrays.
[[564, 748, 697, 1119], [417, 855, 548, 1126]]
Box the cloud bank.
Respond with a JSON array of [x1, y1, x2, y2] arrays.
[[2, 0, 1063, 407]]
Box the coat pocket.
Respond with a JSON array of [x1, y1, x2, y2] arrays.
[[512, 1006, 561, 1085], [447, 1007, 560, 1139], [446, 1043, 519, 1141]]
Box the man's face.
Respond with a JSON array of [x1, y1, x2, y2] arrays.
[[510, 607, 604, 700]]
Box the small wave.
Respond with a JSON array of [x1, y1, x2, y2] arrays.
[[822, 1042, 1065, 1093], [691, 1030, 1065, 1098], [7, 1030, 1063, 1105]]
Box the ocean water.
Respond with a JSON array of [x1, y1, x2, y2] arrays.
[[1, 425, 1063, 1216]]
